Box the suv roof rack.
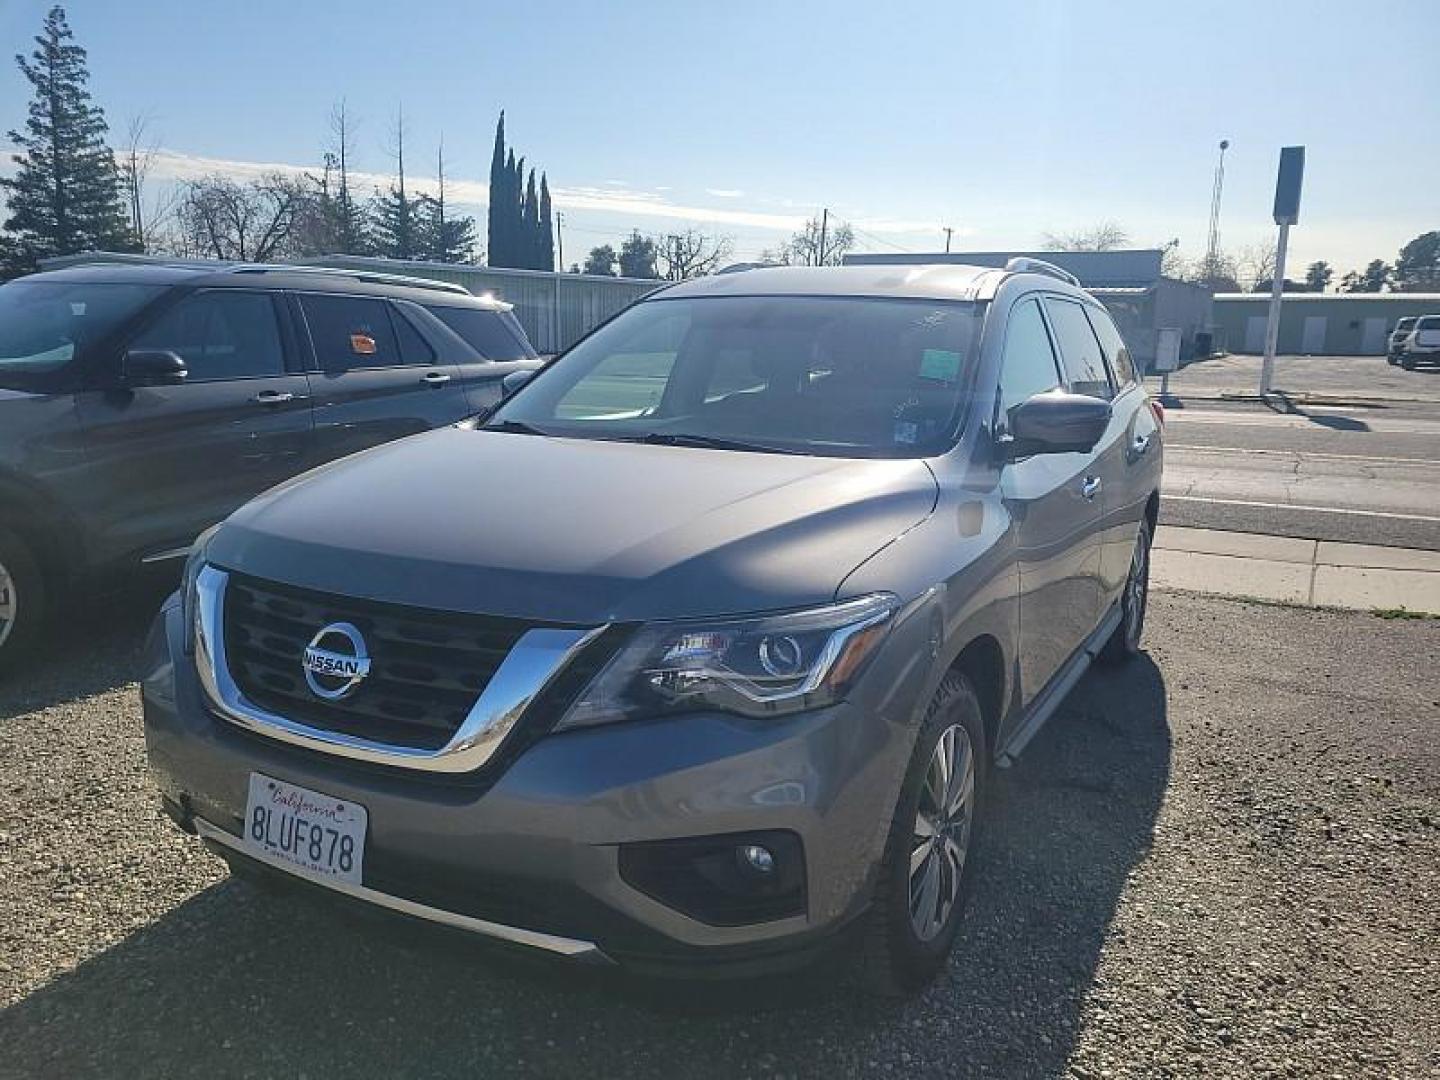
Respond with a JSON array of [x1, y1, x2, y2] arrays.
[[225, 264, 473, 297], [1003, 257, 1081, 287]]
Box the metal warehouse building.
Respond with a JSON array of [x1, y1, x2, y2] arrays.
[[844, 249, 1213, 371], [36, 251, 662, 354], [1212, 293, 1440, 355]]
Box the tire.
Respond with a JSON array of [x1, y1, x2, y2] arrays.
[[859, 672, 986, 996], [1099, 517, 1152, 665], [1401, 354, 1417, 371], [0, 527, 47, 678]]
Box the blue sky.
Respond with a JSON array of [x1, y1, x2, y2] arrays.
[[2, 0, 1436, 274]]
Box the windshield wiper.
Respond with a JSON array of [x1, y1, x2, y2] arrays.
[[482, 419, 554, 436], [639, 432, 806, 455]]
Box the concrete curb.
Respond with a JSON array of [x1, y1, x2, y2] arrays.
[[1151, 526, 1440, 615]]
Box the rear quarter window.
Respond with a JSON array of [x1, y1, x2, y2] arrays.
[[425, 305, 535, 361]]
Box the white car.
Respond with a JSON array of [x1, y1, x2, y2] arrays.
[[1398, 314, 1440, 369], [1387, 317, 1417, 364]]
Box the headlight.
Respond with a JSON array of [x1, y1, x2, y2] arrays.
[[180, 526, 219, 656], [556, 594, 896, 730]]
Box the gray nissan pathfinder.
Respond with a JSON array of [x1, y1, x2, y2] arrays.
[[143, 260, 1163, 994]]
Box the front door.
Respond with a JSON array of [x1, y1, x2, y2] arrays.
[[1302, 316, 1327, 354], [293, 292, 473, 466], [995, 296, 1106, 709], [74, 288, 313, 565]]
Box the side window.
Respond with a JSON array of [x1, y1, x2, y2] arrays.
[[131, 291, 284, 381], [1046, 298, 1113, 400], [425, 305, 535, 361], [996, 297, 1062, 429], [389, 305, 437, 365], [1084, 304, 1136, 386], [300, 295, 403, 371]]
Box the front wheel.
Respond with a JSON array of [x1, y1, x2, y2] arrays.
[[0, 528, 47, 678], [1100, 518, 1152, 665], [1401, 354, 1417, 371], [859, 672, 986, 996]]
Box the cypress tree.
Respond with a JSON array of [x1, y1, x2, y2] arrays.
[[522, 168, 539, 270], [538, 173, 554, 272], [486, 111, 507, 266], [1, 6, 136, 273]]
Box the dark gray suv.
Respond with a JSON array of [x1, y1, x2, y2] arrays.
[[0, 263, 538, 669], [142, 260, 1163, 993]]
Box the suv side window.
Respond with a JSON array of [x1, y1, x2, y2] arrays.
[[1083, 304, 1137, 387], [996, 297, 1062, 430], [130, 290, 284, 382], [424, 305, 534, 361], [1045, 298, 1114, 400], [300, 295, 404, 371], [390, 304, 437, 365]]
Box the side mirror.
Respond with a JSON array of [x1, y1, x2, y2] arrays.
[[501, 369, 535, 398], [123, 349, 188, 386], [1005, 390, 1111, 456]]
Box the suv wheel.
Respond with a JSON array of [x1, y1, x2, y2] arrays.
[[1401, 354, 1418, 371], [0, 528, 46, 677], [860, 672, 985, 996], [1100, 518, 1152, 664]]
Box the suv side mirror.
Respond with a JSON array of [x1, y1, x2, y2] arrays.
[[501, 369, 535, 397], [123, 349, 189, 386], [1005, 390, 1111, 456]]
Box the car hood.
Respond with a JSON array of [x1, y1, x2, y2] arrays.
[[209, 427, 939, 624]]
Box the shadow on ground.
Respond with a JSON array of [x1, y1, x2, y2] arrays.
[[0, 658, 1170, 1079]]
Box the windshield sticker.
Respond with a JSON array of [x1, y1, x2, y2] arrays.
[[920, 348, 962, 382]]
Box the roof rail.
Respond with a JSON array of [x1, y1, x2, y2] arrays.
[[225, 264, 472, 297], [1003, 257, 1081, 287]]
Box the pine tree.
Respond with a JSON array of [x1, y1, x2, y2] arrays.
[[419, 141, 477, 263], [486, 111, 508, 267], [1, 6, 136, 273], [329, 99, 368, 254], [371, 109, 418, 259], [538, 173, 554, 271]]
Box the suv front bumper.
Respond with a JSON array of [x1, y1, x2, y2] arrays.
[[141, 594, 923, 975]]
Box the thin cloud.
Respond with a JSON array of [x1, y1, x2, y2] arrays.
[[706, 188, 744, 199]]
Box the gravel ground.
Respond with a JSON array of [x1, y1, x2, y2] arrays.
[[0, 589, 1436, 1078]]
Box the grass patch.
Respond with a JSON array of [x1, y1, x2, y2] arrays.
[[1372, 607, 1438, 621]]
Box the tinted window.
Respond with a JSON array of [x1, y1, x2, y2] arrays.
[[1084, 305, 1136, 386], [997, 298, 1062, 427], [1046, 298, 1113, 399], [390, 305, 436, 365], [492, 296, 982, 458], [1418, 316, 1440, 331], [301, 295, 402, 371], [426, 305, 535, 361], [132, 290, 284, 381], [0, 281, 164, 388]]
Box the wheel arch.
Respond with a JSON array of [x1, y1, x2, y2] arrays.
[[948, 634, 1006, 762], [0, 471, 86, 591]]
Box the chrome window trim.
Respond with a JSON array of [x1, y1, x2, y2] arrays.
[[193, 818, 612, 963], [194, 566, 605, 774]]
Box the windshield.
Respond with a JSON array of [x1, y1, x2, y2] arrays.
[[0, 280, 164, 388], [486, 295, 982, 458]]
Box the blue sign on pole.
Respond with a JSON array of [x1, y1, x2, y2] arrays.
[[1273, 146, 1305, 226]]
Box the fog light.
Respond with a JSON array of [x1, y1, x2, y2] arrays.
[[738, 844, 775, 874]]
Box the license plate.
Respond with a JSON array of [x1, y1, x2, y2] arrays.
[[243, 773, 367, 885]]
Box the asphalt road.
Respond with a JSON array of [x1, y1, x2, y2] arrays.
[[1, 589, 1436, 1079], [1151, 357, 1440, 551]]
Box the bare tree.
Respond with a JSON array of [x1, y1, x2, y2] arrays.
[[1040, 222, 1129, 252], [118, 115, 178, 252], [762, 215, 854, 266], [1236, 242, 1277, 292], [655, 228, 733, 280], [179, 173, 307, 262]]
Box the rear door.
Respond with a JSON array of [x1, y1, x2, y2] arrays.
[[996, 296, 1106, 708], [74, 288, 313, 562], [416, 301, 540, 414], [294, 292, 473, 465]]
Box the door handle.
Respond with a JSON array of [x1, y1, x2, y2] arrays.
[[253, 390, 296, 405], [1081, 476, 1102, 501], [422, 371, 452, 387]]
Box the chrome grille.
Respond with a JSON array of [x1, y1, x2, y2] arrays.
[[222, 573, 538, 751]]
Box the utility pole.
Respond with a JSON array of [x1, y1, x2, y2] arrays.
[[817, 207, 829, 267], [943, 226, 954, 254], [555, 211, 564, 271]]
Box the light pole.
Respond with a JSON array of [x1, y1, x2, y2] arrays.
[[1204, 139, 1230, 279]]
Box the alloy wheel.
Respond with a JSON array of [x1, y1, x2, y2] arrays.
[[908, 723, 976, 942], [1125, 530, 1150, 647], [0, 558, 15, 650]]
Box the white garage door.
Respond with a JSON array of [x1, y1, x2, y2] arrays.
[[1301, 316, 1327, 353], [1244, 315, 1267, 352], [1361, 317, 1387, 353]]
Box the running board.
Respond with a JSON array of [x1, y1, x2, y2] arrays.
[[995, 603, 1122, 768]]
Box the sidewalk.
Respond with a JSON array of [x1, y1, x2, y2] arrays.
[[1152, 526, 1440, 615]]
